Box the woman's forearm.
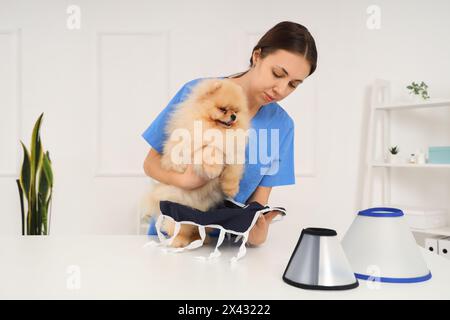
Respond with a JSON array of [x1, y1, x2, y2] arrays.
[[144, 148, 211, 190], [143, 151, 183, 187], [246, 186, 273, 246]]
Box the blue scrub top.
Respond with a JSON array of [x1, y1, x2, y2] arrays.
[[142, 77, 296, 205]]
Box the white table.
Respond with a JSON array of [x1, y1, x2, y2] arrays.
[[1, 225, 449, 299]]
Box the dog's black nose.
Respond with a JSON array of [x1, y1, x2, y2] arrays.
[[230, 114, 236, 121]]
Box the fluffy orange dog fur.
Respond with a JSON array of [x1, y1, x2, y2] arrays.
[[144, 78, 250, 247]]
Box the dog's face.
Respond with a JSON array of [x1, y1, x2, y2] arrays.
[[210, 103, 243, 129], [193, 79, 250, 130]]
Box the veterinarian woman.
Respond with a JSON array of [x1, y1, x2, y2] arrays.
[[142, 21, 318, 246]]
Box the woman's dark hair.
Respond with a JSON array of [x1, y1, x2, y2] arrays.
[[251, 21, 318, 77]]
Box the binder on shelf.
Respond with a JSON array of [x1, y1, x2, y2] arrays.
[[438, 237, 450, 260], [425, 235, 447, 255]]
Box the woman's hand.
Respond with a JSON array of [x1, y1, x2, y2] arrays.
[[247, 211, 280, 246], [178, 164, 210, 190]]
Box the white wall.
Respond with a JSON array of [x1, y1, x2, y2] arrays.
[[0, 0, 449, 237]]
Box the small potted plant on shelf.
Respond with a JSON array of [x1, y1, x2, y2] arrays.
[[388, 145, 401, 164], [406, 81, 430, 102]]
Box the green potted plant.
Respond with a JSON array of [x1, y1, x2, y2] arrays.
[[388, 145, 401, 164], [16, 113, 54, 235], [406, 81, 430, 102]]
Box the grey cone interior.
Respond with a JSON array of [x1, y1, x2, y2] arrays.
[[283, 228, 359, 290]]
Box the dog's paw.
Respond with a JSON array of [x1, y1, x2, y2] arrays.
[[203, 234, 212, 245], [170, 235, 193, 248], [173, 163, 187, 174], [221, 180, 239, 197], [202, 163, 224, 179]]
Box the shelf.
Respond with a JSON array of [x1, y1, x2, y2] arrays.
[[371, 162, 450, 168], [362, 80, 450, 211], [411, 226, 450, 237], [376, 98, 450, 111]]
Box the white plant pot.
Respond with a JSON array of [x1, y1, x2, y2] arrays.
[[388, 154, 402, 164], [408, 94, 426, 104]]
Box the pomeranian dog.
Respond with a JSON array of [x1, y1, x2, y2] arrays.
[[142, 78, 250, 247]]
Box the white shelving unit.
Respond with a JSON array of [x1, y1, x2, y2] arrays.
[[362, 79, 450, 237]]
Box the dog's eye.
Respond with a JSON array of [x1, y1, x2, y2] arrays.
[[218, 107, 227, 114]]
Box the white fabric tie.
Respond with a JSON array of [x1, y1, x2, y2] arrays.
[[208, 229, 226, 260]]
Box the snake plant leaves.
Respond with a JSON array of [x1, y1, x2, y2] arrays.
[[19, 141, 31, 202], [42, 151, 53, 189], [38, 153, 52, 235], [30, 113, 44, 188], [44, 193, 52, 235], [19, 112, 53, 235], [27, 114, 43, 233], [38, 152, 52, 203], [37, 193, 45, 235], [16, 179, 25, 235]]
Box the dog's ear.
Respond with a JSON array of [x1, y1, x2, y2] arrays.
[[194, 79, 223, 100]]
